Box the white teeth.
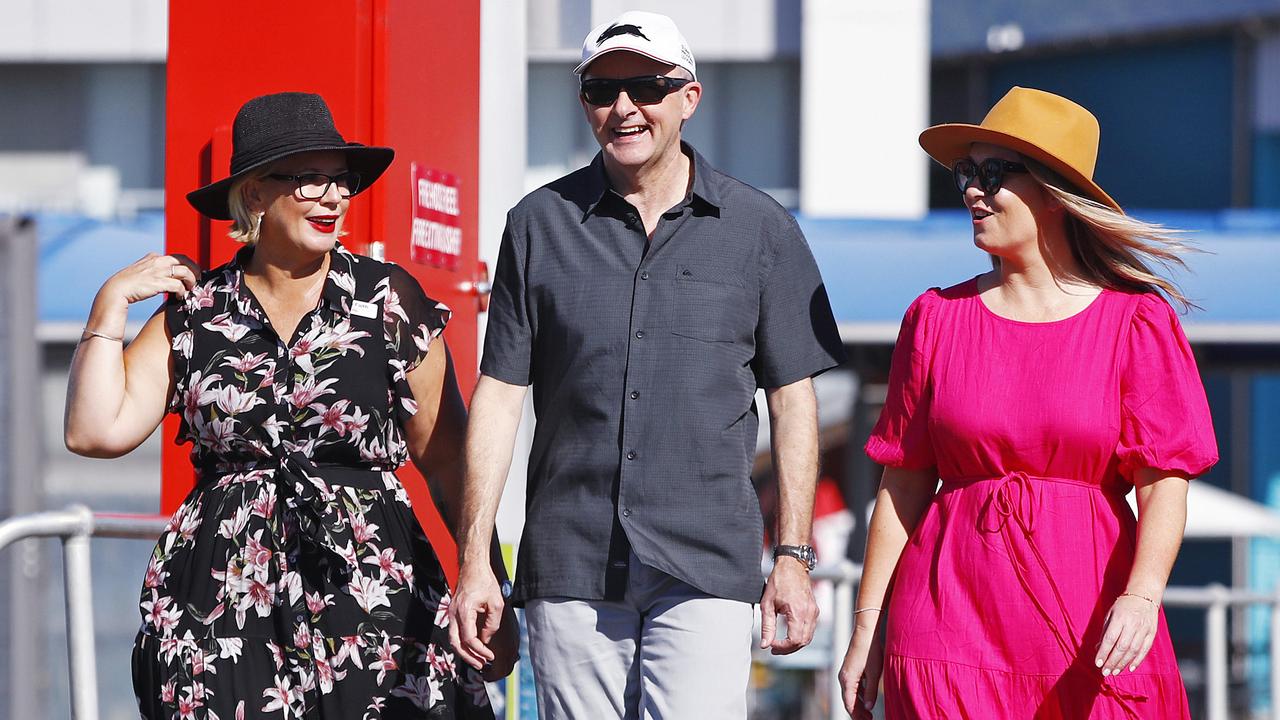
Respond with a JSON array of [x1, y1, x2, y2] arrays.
[[616, 127, 645, 135]]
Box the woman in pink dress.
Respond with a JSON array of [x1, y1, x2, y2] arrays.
[[838, 87, 1218, 719]]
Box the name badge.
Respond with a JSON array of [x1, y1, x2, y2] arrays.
[[350, 300, 378, 319]]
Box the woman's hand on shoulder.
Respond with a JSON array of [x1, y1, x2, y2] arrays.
[[100, 253, 201, 307]]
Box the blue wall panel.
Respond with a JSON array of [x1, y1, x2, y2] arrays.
[[988, 38, 1234, 209], [1248, 375, 1280, 714]]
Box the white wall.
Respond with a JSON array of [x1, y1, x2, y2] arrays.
[[527, 0, 799, 59], [800, 0, 930, 218], [481, 0, 538, 544], [0, 0, 166, 61]]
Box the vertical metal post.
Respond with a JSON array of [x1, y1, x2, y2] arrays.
[[62, 506, 99, 720], [829, 566, 855, 720], [0, 215, 42, 720], [1271, 595, 1280, 720], [1206, 584, 1229, 720]]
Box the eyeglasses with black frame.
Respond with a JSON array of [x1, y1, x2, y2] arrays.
[[267, 171, 362, 200], [952, 158, 1028, 195], [579, 75, 693, 107]]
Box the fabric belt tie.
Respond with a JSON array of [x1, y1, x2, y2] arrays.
[[951, 471, 1148, 716], [197, 452, 387, 581]]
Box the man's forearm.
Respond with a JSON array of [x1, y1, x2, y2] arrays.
[[458, 375, 529, 568], [766, 379, 819, 547]]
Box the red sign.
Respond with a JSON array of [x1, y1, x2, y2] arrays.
[[409, 163, 462, 270]]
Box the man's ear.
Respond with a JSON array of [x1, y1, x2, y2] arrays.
[[681, 81, 702, 121]]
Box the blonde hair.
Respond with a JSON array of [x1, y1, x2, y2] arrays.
[[226, 168, 272, 244], [1022, 157, 1200, 312]]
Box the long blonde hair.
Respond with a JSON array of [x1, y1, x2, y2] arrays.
[[1022, 157, 1200, 312]]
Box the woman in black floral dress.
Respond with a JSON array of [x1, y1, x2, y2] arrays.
[[65, 92, 514, 719]]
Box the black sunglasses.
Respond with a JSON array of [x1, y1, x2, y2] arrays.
[[267, 171, 362, 200], [952, 158, 1028, 194], [580, 75, 692, 107]]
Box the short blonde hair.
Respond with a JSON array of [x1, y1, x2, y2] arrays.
[[226, 168, 272, 244], [1022, 157, 1200, 312]]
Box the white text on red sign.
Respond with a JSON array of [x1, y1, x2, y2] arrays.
[[412, 218, 462, 256], [417, 179, 460, 217]]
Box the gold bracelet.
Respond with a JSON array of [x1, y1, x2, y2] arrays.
[[1119, 591, 1155, 605], [81, 328, 124, 343], [853, 607, 883, 615]]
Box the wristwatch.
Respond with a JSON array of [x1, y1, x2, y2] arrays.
[[773, 544, 817, 571]]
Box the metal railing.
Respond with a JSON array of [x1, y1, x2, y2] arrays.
[[3, 508, 1278, 720], [0, 505, 168, 720], [1164, 585, 1280, 720]]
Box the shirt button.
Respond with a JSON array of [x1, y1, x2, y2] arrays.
[[622, 508, 632, 518], [626, 450, 637, 460], [640, 271, 649, 280], [635, 330, 645, 339], [630, 391, 640, 400]]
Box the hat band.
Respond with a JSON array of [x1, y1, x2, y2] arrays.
[[230, 129, 350, 175]]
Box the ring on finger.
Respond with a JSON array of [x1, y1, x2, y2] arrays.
[[169, 264, 179, 277]]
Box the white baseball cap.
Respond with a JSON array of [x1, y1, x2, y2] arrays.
[[574, 11, 697, 80]]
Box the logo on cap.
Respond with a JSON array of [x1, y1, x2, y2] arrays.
[[597, 23, 650, 45]]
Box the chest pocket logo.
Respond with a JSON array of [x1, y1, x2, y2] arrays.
[[670, 265, 751, 343]]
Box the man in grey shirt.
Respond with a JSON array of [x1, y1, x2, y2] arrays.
[[449, 11, 845, 718]]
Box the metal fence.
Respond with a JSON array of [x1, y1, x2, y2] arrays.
[[0, 505, 168, 720], [2, 507, 1278, 720]]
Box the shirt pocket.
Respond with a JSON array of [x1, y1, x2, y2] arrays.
[[670, 264, 752, 343]]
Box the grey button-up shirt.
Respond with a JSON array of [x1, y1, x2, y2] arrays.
[[482, 145, 844, 605]]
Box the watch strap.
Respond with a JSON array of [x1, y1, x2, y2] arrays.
[[773, 544, 816, 571]]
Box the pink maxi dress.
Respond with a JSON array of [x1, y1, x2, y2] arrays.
[[868, 279, 1218, 719]]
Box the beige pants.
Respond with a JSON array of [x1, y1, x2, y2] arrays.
[[524, 556, 754, 720]]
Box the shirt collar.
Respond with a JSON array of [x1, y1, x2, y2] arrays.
[[581, 142, 723, 222]]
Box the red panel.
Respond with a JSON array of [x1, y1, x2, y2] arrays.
[[367, 0, 483, 583], [370, 0, 482, 399], [163, 0, 482, 582]]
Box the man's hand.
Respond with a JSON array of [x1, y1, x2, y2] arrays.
[[481, 603, 521, 681], [759, 557, 818, 654], [448, 564, 505, 671]]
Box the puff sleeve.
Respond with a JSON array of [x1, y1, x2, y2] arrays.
[[383, 263, 451, 420], [1116, 294, 1218, 480], [865, 289, 939, 470]]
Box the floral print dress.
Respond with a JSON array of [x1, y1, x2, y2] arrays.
[[132, 243, 493, 720]]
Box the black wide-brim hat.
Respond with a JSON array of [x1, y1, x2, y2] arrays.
[[186, 92, 394, 221]]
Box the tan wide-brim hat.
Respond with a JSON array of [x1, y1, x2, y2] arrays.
[[919, 86, 1122, 213]]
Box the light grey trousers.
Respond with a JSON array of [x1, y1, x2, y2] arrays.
[[524, 557, 754, 720]]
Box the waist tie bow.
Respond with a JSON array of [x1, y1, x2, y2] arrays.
[[201, 452, 386, 582], [276, 452, 357, 577], [976, 471, 1148, 716]]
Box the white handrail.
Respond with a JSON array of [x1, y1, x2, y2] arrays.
[[0, 505, 169, 720]]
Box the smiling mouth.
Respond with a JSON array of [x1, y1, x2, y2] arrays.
[[307, 216, 338, 233], [972, 209, 993, 221], [612, 125, 648, 140]]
